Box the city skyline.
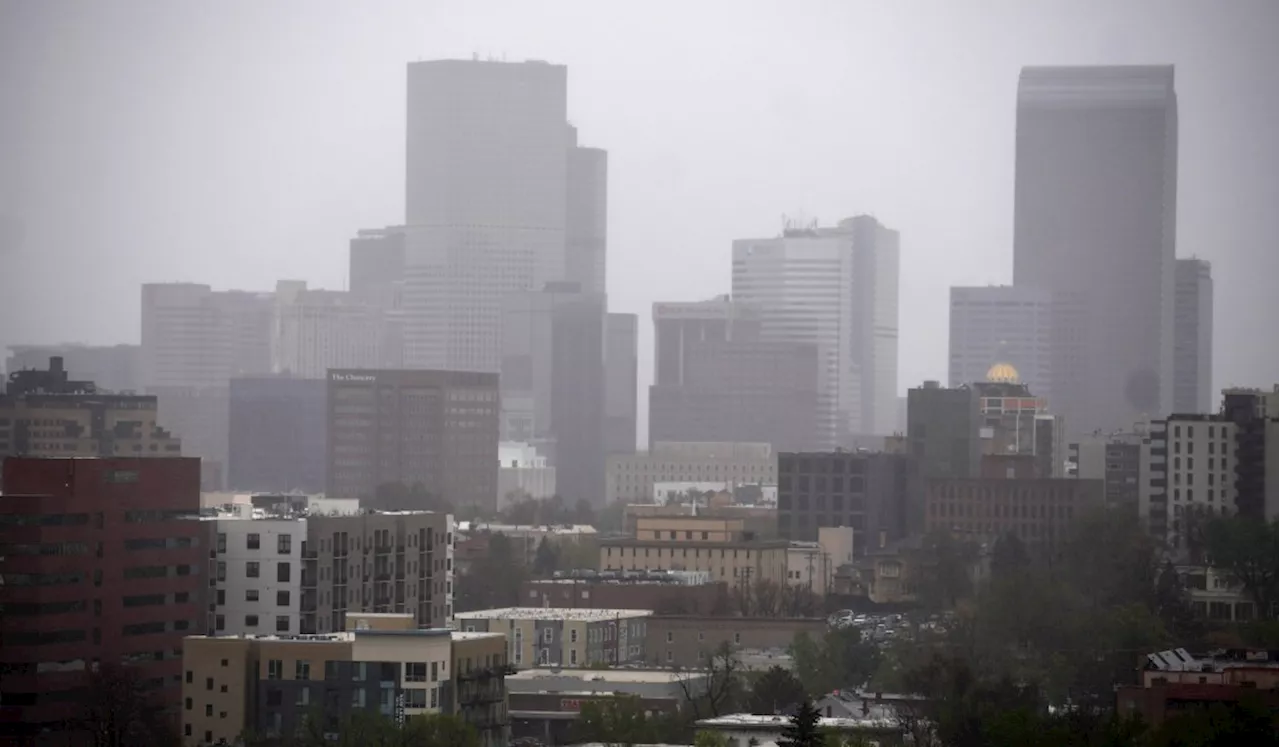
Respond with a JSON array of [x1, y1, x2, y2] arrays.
[[1, 1, 1274, 448]]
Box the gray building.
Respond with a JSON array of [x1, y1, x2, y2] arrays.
[[649, 297, 821, 451], [948, 286, 1054, 405], [326, 368, 499, 508], [1013, 66, 1178, 436], [566, 126, 608, 298], [500, 283, 606, 504], [228, 376, 327, 493], [732, 216, 900, 441], [348, 226, 406, 306], [777, 451, 908, 549], [906, 381, 981, 534], [4, 343, 141, 393], [1173, 258, 1213, 414], [604, 313, 638, 454]]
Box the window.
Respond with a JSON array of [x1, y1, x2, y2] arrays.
[[570, 629, 578, 643], [278, 534, 292, 554], [245, 615, 259, 628], [246, 561, 260, 578], [267, 659, 283, 680], [265, 688, 283, 706], [216, 562, 226, 581], [275, 616, 290, 632], [247, 533, 260, 550], [277, 591, 290, 606], [405, 689, 427, 708], [185, 670, 193, 684], [570, 649, 578, 665], [206, 677, 213, 691], [296, 660, 310, 679], [185, 697, 193, 710], [215, 615, 225, 631], [246, 590, 259, 602], [205, 704, 213, 717], [406, 663, 427, 682], [666, 631, 673, 643], [733, 632, 741, 645], [277, 563, 291, 583]]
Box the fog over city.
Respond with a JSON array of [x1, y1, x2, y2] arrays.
[[0, 3, 1278, 745], [0, 1, 1275, 446]]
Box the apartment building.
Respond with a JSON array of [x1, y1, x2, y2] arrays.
[[0, 457, 205, 742], [326, 368, 499, 508], [600, 516, 790, 587], [181, 613, 509, 747], [303, 511, 455, 634], [206, 517, 306, 636], [0, 357, 182, 469], [454, 607, 652, 668], [606, 441, 776, 504]]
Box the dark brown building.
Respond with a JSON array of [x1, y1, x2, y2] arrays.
[[520, 575, 729, 616], [925, 476, 1104, 544], [646, 615, 827, 667], [0, 457, 205, 745], [326, 368, 499, 508], [777, 451, 909, 549]]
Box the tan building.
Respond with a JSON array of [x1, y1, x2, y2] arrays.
[[0, 356, 181, 464], [607, 441, 776, 504], [326, 368, 499, 508], [181, 613, 509, 747], [646, 615, 826, 667], [622, 501, 778, 538], [454, 607, 652, 669], [600, 516, 790, 586], [303, 510, 454, 634], [786, 526, 854, 596]]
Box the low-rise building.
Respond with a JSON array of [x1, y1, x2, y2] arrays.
[[622, 502, 778, 538], [1115, 648, 1278, 727], [695, 713, 901, 746], [180, 613, 509, 747], [607, 441, 777, 504], [455, 521, 597, 570], [497, 441, 556, 509], [786, 525, 854, 597], [600, 516, 790, 587], [520, 570, 728, 616], [924, 476, 1104, 545], [646, 615, 826, 668], [454, 607, 652, 668]]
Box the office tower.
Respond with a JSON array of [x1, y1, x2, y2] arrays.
[[1173, 258, 1214, 413], [402, 59, 574, 373], [777, 451, 908, 548], [5, 343, 141, 393], [649, 298, 821, 451], [1014, 66, 1178, 435], [348, 226, 406, 303], [271, 280, 401, 377], [326, 368, 499, 508], [0, 357, 182, 470], [500, 283, 605, 504], [907, 381, 981, 480], [604, 313, 638, 454], [732, 215, 900, 443], [0, 457, 204, 741], [566, 126, 608, 297], [227, 376, 327, 493], [948, 286, 1055, 404], [141, 283, 274, 489]]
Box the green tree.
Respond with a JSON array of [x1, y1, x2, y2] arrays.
[[790, 627, 880, 697], [746, 665, 808, 714], [532, 535, 560, 575], [1205, 517, 1278, 617], [693, 731, 730, 747], [401, 712, 480, 747], [572, 696, 685, 745], [79, 664, 180, 747], [990, 531, 1030, 578], [778, 698, 823, 747], [454, 531, 528, 611], [915, 529, 979, 611]]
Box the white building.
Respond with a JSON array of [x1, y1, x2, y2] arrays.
[[498, 441, 557, 508], [271, 280, 400, 377], [948, 285, 1055, 405], [401, 59, 605, 374], [206, 517, 307, 636], [732, 215, 900, 441], [606, 441, 776, 504]]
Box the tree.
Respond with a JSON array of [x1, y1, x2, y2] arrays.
[[915, 529, 978, 611], [532, 536, 559, 576], [693, 731, 730, 747], [453, 531, 528, 611], [571, 696, 684, 745], [1205, 517, 1278, 618], [80, 664, 179, 747], [790, 627, 880, 697], [990, 532, 1030, 579], [778, 698, 823, 747], [401, 713, 481, 747], [746, 666, 808, 715], [676, 642, 744, 720]]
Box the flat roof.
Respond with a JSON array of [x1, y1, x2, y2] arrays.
[[455, 607, 653, 622], [508, 668, 700, 685], [697, 713, 898, 731], [451, 631, 505, 641]]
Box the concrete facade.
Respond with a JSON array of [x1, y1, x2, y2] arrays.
[[453, 607, 651, 668], [206, 518, 306, 636], [948, 285, 1055, 405], [606, 441, 776, 505], [227, 376, 326, 493], [1173, 258, 1213, 414]]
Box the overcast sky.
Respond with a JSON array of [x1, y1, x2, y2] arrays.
[[1, 0, 1275, 442]]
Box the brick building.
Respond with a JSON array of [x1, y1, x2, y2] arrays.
[[924, 476, 1104, 545], [645, 615, 827, 667], [0, 457, 204, 744]]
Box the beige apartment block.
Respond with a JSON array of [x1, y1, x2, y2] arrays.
[[454, 607, 652, 669]]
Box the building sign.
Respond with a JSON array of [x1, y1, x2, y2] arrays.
[[330, 372, 377, 383], [395, 692, 406, 726]]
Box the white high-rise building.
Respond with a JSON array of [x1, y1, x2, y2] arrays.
[[949, 285, 1055, 403], [403, 59, 603, 373], [271, 280, 400, 377], [731, 215, 900, 443]]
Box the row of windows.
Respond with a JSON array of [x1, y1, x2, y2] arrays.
[[213, 588, 291, 606], [214, 561, 292, 582], [0, 541, 88, 556], [0, 512, 88, 527], [124, 536, 198, 550], [929, 502, 1074, 520], [123, 564, 196, 579], [123, 619, 190, 636]]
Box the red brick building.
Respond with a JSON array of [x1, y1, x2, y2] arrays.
[[924, 477, 1103, 545], [0, 457, 205, 745]]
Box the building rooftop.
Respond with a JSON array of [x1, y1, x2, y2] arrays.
[[454, 607, 652, 622], [696, 713, 898, 731], [450, 631, 505, 642], [457, 521, 596, 535], [507, 668, 695, 685]]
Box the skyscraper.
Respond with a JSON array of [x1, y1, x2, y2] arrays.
[[1013, 66, 1178, 435], [604, 313, 638, 455], [1173, 258, 1213, 414], [402, 59, 573, 373], [731, 216, 900, 443], [566, 126, 608, 297], [948, 285, 1055, 404]]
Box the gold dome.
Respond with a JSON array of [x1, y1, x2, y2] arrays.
[[986, 362, 1019, 383]]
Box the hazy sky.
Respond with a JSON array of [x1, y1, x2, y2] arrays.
[[1, 0, 1275, 443]]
